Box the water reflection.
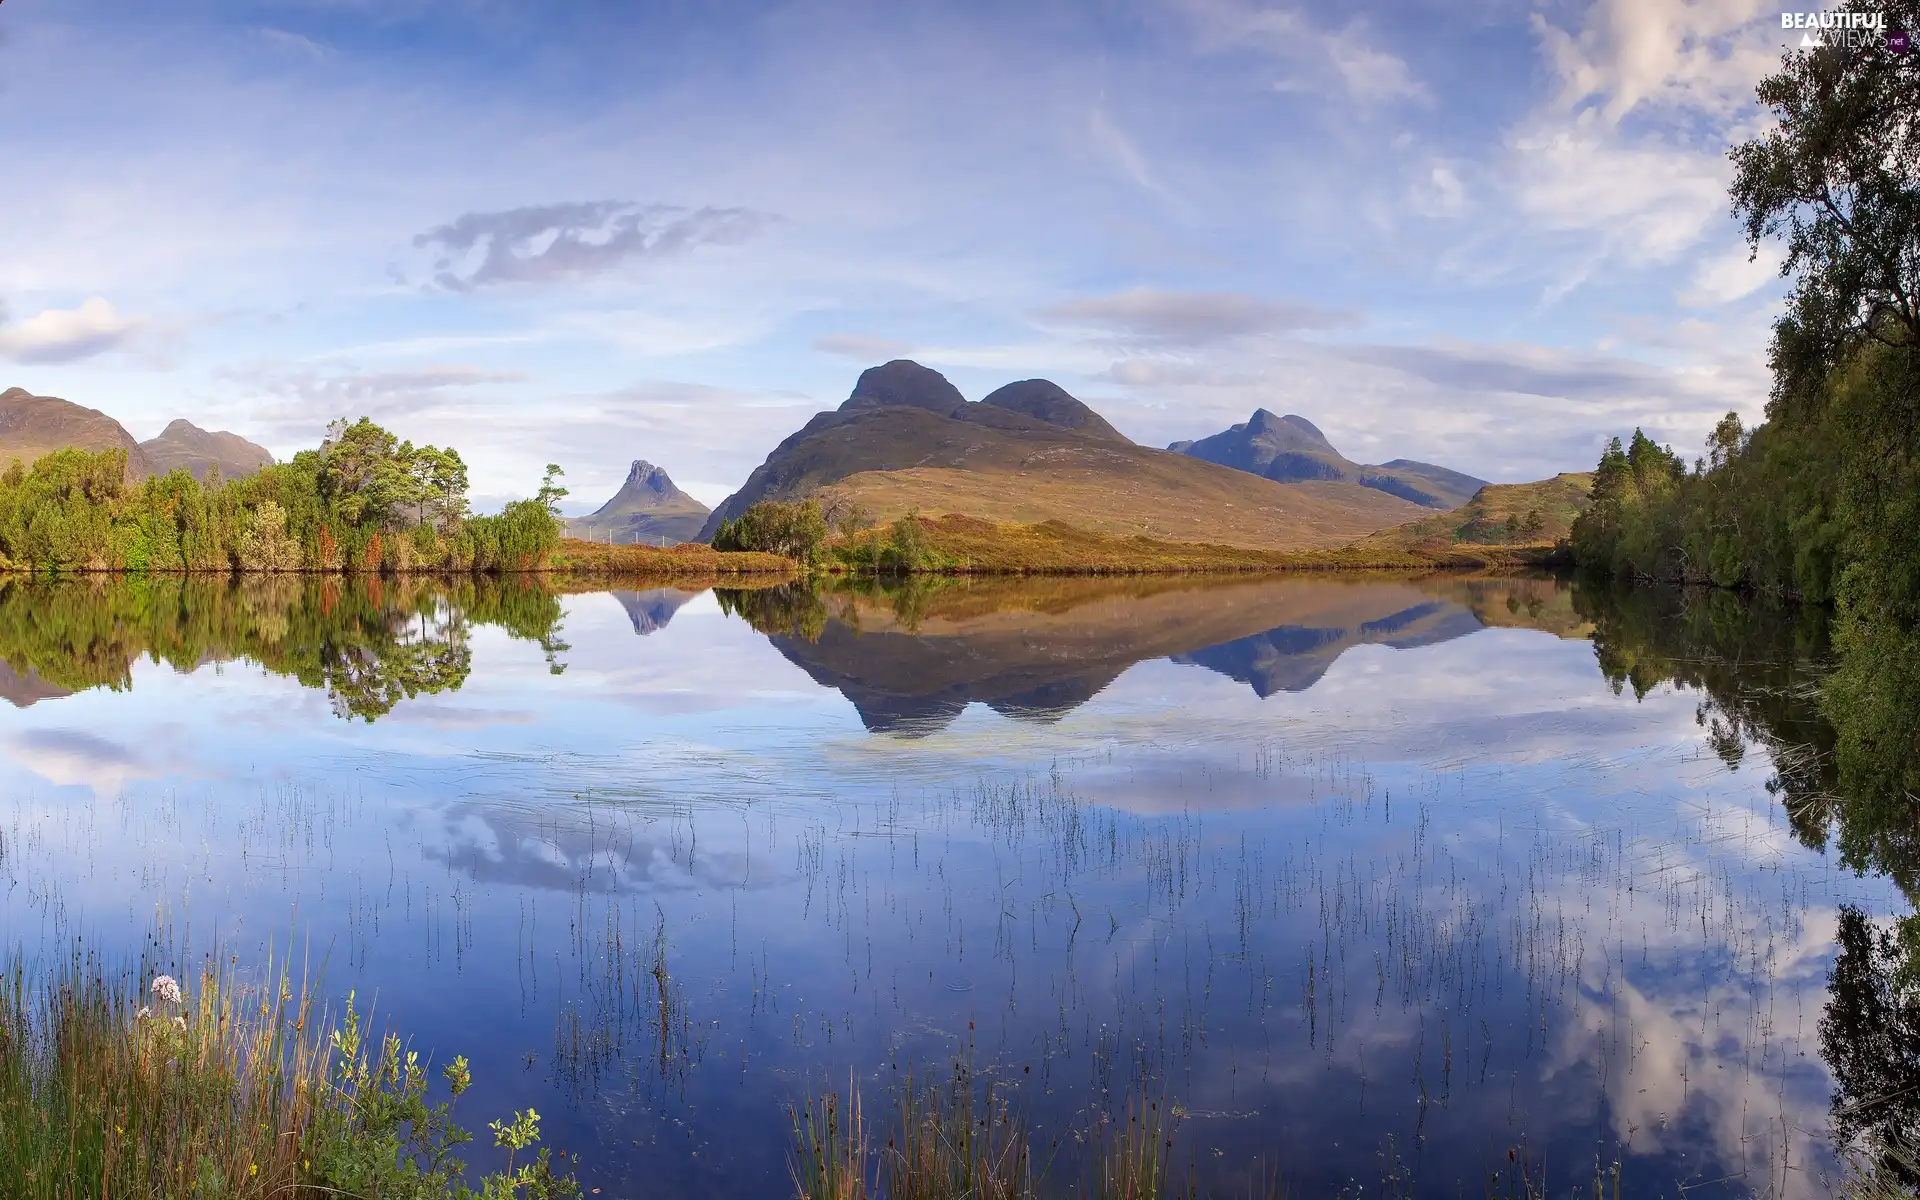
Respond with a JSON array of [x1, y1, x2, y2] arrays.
[[719, 574, 1586, 732], [0, 571, 1911, 1196]]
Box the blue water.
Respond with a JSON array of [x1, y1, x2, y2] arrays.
[[0, 575, 1887, 1197]]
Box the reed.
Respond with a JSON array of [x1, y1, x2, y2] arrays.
[[882, 1061, 1039, 1200], [791, 1077, 871, 1200], [0, 944, 577, 1199]]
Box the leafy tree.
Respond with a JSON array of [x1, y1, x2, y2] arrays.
[[711, 499, 828, 563]]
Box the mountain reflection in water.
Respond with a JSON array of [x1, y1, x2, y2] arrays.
[[4, 570, 1917, 1196], [717, 575, 1588, 732]]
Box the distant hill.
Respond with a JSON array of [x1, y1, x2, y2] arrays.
[[1356, 473, 1595, 556], [699, 361, 1426, 550], [139, 419, 273, 481], [1169, 409, 1487, 509], [566, 461, 711, 546], [0, 387, 150, 477]]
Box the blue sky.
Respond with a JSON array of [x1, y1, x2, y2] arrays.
[[0, 0, 1805, 509]]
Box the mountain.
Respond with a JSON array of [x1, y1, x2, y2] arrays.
[[0, 387, 150, 476], [138, 419, 273, 481], [567, 460, 712, 546], [698, 361, 1426, 549], [1168, 409, 1487, 509]]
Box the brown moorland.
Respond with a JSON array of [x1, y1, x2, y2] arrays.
[[1353, 472, 1594, 564], [549, 537, 795, 576]]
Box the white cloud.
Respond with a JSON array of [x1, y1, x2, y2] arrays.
[[0, 298, 144, 364], [1176, 0, 1427, 106], [1509, 121, 1730, 272], [1531, 0, 1779, 125], [1679, 239, 1783, 307]]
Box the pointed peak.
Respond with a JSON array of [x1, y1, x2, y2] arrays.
[[843, 359, 967, 416]]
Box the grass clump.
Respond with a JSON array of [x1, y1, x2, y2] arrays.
[[0, 946, 578, 1199], [791, 1050, 1186, 1200]]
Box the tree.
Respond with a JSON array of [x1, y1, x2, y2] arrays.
[[320, 418, 414, 530], [710, 499, 827, 563], [238, 500, 302, 572], [536, 464, 568, 517]]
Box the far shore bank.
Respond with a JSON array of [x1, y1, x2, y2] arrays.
[[0, 529, 1570, 579]]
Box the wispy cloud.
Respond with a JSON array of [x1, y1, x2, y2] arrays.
[[1175, 0, 1428, 106], [412, 201, 778, 291], [1038, 287, 1357, 345], [222, 362, 526, 435], [0, 298, 144, 364]]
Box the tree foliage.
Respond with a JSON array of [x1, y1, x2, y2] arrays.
[[711, 499, 829, 563], [0, 419, 563, 574], [1571, 15, 1920, 802]]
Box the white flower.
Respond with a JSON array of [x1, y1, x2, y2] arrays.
[[151, 975, 181, 1005], [173, 1015, 187, 1032], [136, 1006, 151, 1019]]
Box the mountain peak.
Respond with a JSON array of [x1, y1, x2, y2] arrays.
[[567, 458, 711, 545], [842, 359, 967, 417], [623, 459, 680, 494], [980, 379, 1131, 443], [139, 420, 273, 481]]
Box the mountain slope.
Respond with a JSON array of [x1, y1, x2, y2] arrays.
[[139, 419, 273, 481], [0, 387, 150, 476], [1170, 409, 1487, 509], [699, 362, 1426, 549], [567, 460, 711, 545], [1356, 473, 1595, 555]]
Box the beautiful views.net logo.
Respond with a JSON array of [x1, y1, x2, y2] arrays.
[[1782, 10, 1912, 51]]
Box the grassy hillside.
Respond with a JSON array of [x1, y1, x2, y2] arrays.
[[817, 457, 1426, 553], [817, 513, 1531, 574], [1355, 473, 1594, 561]]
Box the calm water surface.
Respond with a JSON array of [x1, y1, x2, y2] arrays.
[[0, 573, 1893, 1197]]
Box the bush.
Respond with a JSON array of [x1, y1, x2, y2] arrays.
[[711, 500, 827, 563]]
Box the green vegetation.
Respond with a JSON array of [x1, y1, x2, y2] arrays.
[[1570, 18, 1920, 815], [0, 574, 569, 719], [0, 418, 563, 574], [710, 498, 831, 563], [0, 943, 576, 1199]]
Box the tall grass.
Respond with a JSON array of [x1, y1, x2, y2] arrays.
[[791, 1057, 1187, 1200], [0, 944, 577, 1199]]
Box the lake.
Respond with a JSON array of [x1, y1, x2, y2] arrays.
[[0, 572, 1899, 1197]]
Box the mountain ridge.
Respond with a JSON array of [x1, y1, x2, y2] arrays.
[[698, 361, 1427, 549], [1169, 408, 1487, 510]]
